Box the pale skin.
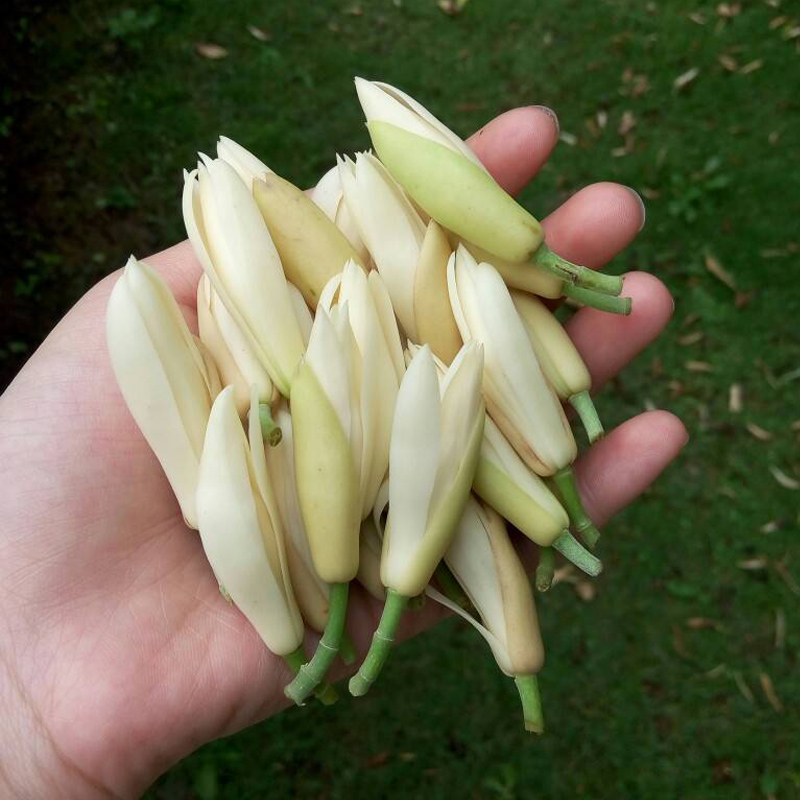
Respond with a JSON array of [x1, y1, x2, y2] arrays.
[[0, 106, 687, 799]]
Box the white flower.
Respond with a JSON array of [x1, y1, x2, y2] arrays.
[[106, 256, 217, 529], [448, 246, 576, 476], [216, 135, 272, 191], [183, 156, 306, 396], [197, 386, 304, 656], [381, 342, 484, 597]]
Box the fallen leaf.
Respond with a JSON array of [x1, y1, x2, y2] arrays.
[[574, 581, 596, 601], [732, 671, 754, 703], [344, 3, 364, 15], [686, 617, 721, 630], [686, 360, 713, 372], [775, 609, 785, 650], [618, 110, 636, 135], [399, 752, 417, 762], [768, 130, 781, 145], [437, 0, 468, 14], [559, 131, 578, 146], [641, 187, 660, 199], [644, 398, 657, 412], [769, 15, 787, 28], [760, 519, 784, 534], [247, 24, 271, 41], [596, 109, 608, 129], [716, 2, 741, 17], [553, 564, 577, 585], [674, 67, 700, 90], [738, 558, 768, 570], [668, 379, 684, 397], [689, 11, 706, 24], [773, 559, 800, 596], [718, 54, 738, 71], [705, 253, 737, 290], [611, 146, 629, 158], [791, 420, 800, 432], [739, 59, 764, 74], [455, 101, 484, 112], [678, 331, 704, 346], [682, 313, 701, 328], [759, 673, 783, 712], [195, 42, 228, 59], [769, 466, 800, 490], [783, 25, 800, 39], [746, 422, 772, 441], [729, 383, 743, 412]]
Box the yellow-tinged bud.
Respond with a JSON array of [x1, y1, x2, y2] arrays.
[[337, 151, 460, 362], [512, 291, 591, 398], [183, 158, 306, 397], [265, 406, 330, 633], [381, 343, 485, 598], [290, 306, 362, 583], [320, 262, 405, 518], [197, 387, 304, 656], [432, 498, 544, 677], [474, 417, 569, 546], [253, 173, 365, 308], [106, 257, 217, 529], [448, 246, 577, 476], [311, 164, 371, 265]]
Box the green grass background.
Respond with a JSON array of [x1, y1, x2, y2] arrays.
[[3, 0, 799, 797]]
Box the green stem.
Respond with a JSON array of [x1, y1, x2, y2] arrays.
[[349, 590, 409, 697], [551, 466, 600, 550], [568, 390, 605, 444], [339, 630, 357, 666], [285, 582, 349, 705], [563, 282, 632, 315], [533, 243, 624, 296], [535, 547, 555, 592], [552, 530, 602, 576], [433, 562, 473, 613], [259, 403, 282, 446], [514, 675, 544, 734], [283, 646, 339, 706]]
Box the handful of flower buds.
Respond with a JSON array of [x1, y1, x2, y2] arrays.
[[106, 79, 634, 732]]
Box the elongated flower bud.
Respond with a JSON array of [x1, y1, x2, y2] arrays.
[[197, 275, 276, 418], [197, 386, 304, 656], [356, 78, 626, 300], [291, 305, 362, 584], [253, 172, 365, 307], [183, 158, 306, 397], [338, 151, 461, 362], [357, 514, 386, 601], [320, 261, 404, 518], [311, 164, 370, 264], [382, 342, 485, 598], [264, 406, 330, 633], [216, 135, 272, 190], [512, 289, 604, 443], [474, 417, 569, 546], [106, 256, 217, 529], [437, 498, 544, 676], [448, 245, 576, 476]]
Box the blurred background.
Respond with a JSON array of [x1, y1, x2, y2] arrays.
[[3, 0, 799, 797]]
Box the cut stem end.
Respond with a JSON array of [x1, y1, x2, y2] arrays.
[[535, 547, 555, 592], [568, 390, 605, 444], [259, 403, 283, 446], [551, 466, 602, 551], [563, 283, 632, 315]]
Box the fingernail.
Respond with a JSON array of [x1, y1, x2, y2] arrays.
[[532, 105, 559, 135], [626, 187, 646, 232]]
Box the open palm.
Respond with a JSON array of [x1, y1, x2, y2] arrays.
[[0, 107, 686, 799]]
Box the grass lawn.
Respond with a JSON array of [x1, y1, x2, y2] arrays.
[[4, 0, 799, 797]]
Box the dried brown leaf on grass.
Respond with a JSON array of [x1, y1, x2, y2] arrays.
[[438, 0, 469, 15], [775, 609, 785, 649], [705, 253, 738, 290], [195, 43, 228, 59], [738, 558, 768, 570], [746, 422, 772, 441], [739, 59, 764, 74], [718, 54, 738, 71], [769, 466, 800, 490], [716, 2, 741, 17], [732, 671, 754, 703], [674, 68, 700, 90], [618, 110, 636, 135], [686, 617, 721, 630], [678, 331, 704, 346], [689, 11, 706, 24], [759, 673, 783, 712], [729, 383, 743, 412], [574, 581, 596, 602], [247, 25, 271, 42], [686, 361, 713, 372]]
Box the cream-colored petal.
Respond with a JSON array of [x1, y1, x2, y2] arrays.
[[217, 135, 273, 191], [197, 387, 303, 656], [383, 345, 441, 589], [288, 282, 313, 348], [310, 164, 342, 220]]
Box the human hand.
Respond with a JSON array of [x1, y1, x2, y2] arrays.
[[0, 106, 686, 799]]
